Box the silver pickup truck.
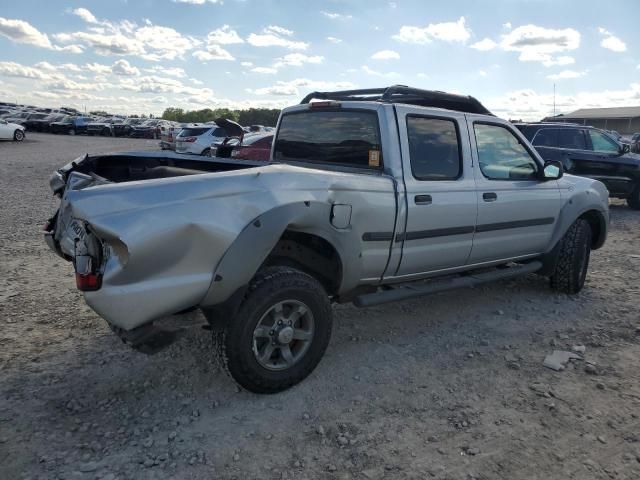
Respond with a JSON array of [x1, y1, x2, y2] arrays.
[[45, 86, 609, 393]]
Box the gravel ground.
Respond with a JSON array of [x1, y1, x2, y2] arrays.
[[1, 133, 640, 480]]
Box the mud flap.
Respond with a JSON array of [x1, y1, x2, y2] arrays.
[[109, 323, 185, 355]]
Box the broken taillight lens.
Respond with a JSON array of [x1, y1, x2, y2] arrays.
[[75, 272, 102, 291]]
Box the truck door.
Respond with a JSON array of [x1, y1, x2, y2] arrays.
[[394, 106, 477, 276], [467, 118, 562, 264]]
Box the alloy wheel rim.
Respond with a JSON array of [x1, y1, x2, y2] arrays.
[[252, 300, 315, 371]]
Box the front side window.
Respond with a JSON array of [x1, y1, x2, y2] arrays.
[[407, 116, 461, 180], [588, 130, 620, 153], [474, 123, 539, 180], [274, 110, 381, 168]]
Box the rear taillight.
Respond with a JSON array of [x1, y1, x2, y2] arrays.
[[75, 272, 102, 291], [181, 136, 197, 143]]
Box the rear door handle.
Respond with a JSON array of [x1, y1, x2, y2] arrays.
[[483, 192, 497, 202], [414, 194, 432, 205]]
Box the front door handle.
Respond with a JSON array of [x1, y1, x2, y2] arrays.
[[414, 194, 432, 205], [483, 192, 497, 202]]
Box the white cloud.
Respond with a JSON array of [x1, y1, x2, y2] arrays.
[[206, 25, 244, 45], [192, 44, 234, 61], [503, 22, 512, 30], [248, 78, 356, 96], [144, 66, 187, 78], [327, 36, 342, 44], [393, 17, 470, 44], [470, 38, 497, 51], [478, 70, 487, 77], [598, 28, 626, 52], [111, 59, 140, 76], [72, 8, 98, 24], [251, 66, 278, 74], [0, 17, 82, 52], [0, 61, 63, 80], [473, 24, 581, 66], [189, 78, 204, 85], [547, 69, 586, 80], [274, 53, 324, 67], [247, 27, 308, 50], [84, 62, 112, 74], [321, 12, 353, 20], [371, 49, 400, 60], [264, 25, 293, 37], [361, 65, 399, 78]]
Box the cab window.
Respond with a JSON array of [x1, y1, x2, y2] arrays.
[[474, 123, 539, 180], [407, 116, 461, 180]]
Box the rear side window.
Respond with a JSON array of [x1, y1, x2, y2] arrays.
[[532, 129, 558, 147], [211, 127, 228, 137], [181, 127, 210, 136], [557, 129, 586, 149], [274, 110, 382, 168], [407, 116, 461, 180]]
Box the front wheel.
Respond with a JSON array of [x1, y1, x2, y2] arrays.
[[550, 218, 591, 294], [13, 129, 24, 142], [217, 267, 333, 393], [627, 184, 640, 210]]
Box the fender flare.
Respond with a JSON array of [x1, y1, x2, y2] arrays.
[[199, 202, 345, 307]]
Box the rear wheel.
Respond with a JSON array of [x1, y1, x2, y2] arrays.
[[550, 218, 591, 294], [627, 184, 640, 210], [68, 128, 76, 136], [13, 129, 24, 142], [201, 148, 211, 156], [216, 267, 332, 393]]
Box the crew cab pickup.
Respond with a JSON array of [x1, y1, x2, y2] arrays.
[[44, 86, 609, 393]]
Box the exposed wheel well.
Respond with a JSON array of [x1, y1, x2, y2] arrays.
[[264, 231, 342, 296], [579, 210, 606, 250]]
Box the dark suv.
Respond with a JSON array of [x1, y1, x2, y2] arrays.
[[515, 123, 640, 209]]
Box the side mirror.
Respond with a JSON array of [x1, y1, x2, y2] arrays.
[[621, 144, 630, 154], [543, 160, 563, 180]]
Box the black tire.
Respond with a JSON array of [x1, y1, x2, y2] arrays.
[[627, 184, 640, 210], [217, 266, 332, 393], [68, 128, 76, 136], [201, 148, 211, 156], [14, 129, 24, 142], [550, 218, 591, 294]]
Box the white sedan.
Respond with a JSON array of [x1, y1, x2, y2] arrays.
[[0, 119, 25, 141]]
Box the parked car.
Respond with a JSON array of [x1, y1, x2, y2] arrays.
[[0, 119, 25, 141], [2, 111, 31, 125], [175, 123, 233, 155], [23, 113, 66, 132], [44, 85, 609, 393], [86, 117, 125, 137], [49, 116, 94, 135], [213, 132, 274, 161], [515, 122, 640, 209], [112, 118, 143, 137], [130, 119, 171, 139], [160, 123, 186, 150]]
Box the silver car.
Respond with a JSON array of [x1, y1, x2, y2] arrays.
[[175, 124, 230, 155]]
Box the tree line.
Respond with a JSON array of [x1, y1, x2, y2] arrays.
[[161, 107, 281, 127]]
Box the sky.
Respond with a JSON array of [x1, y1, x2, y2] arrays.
[[0, 0, 638, 120]]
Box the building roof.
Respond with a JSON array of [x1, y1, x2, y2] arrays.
[[557, 106, 640, 119]]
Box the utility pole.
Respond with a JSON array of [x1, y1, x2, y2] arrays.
[[553, 83, 556, 117]]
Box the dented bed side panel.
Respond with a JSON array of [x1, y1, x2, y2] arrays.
[[57, 164, 397, 330]]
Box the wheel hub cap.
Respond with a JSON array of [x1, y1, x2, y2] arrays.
[[277, 326, 294, 344]]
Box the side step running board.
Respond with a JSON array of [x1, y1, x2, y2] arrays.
[[353, 261, 542, 308]]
